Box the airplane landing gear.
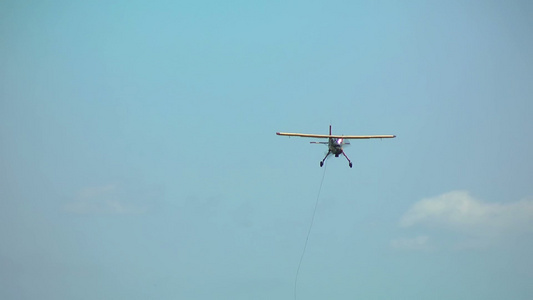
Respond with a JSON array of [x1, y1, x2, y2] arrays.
[[320, 151, 330, 167], [342, 151, 353, 168]]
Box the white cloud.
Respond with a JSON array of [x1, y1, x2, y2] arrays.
[[390, 236, 431, 251], [399, 190, 533, 239], [64, 184, 147, 215]]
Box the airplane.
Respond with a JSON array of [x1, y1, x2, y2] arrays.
[[276, 125, 396, 168]]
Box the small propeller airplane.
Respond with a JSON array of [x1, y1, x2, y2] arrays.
[[276, 125, 396, 168]]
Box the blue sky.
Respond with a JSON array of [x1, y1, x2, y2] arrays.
[[1, 1, 532, 299]]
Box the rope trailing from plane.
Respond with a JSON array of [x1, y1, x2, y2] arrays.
[[294, 162, 327, 300]]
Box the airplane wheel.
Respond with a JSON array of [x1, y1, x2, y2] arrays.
[[349, 162, 353, 168], [320, 161, 324, 167]]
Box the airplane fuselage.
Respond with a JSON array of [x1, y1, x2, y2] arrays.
[[329, 138, 344, 156]]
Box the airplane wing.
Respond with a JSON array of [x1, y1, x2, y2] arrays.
[[276, 132, 396, 139]]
